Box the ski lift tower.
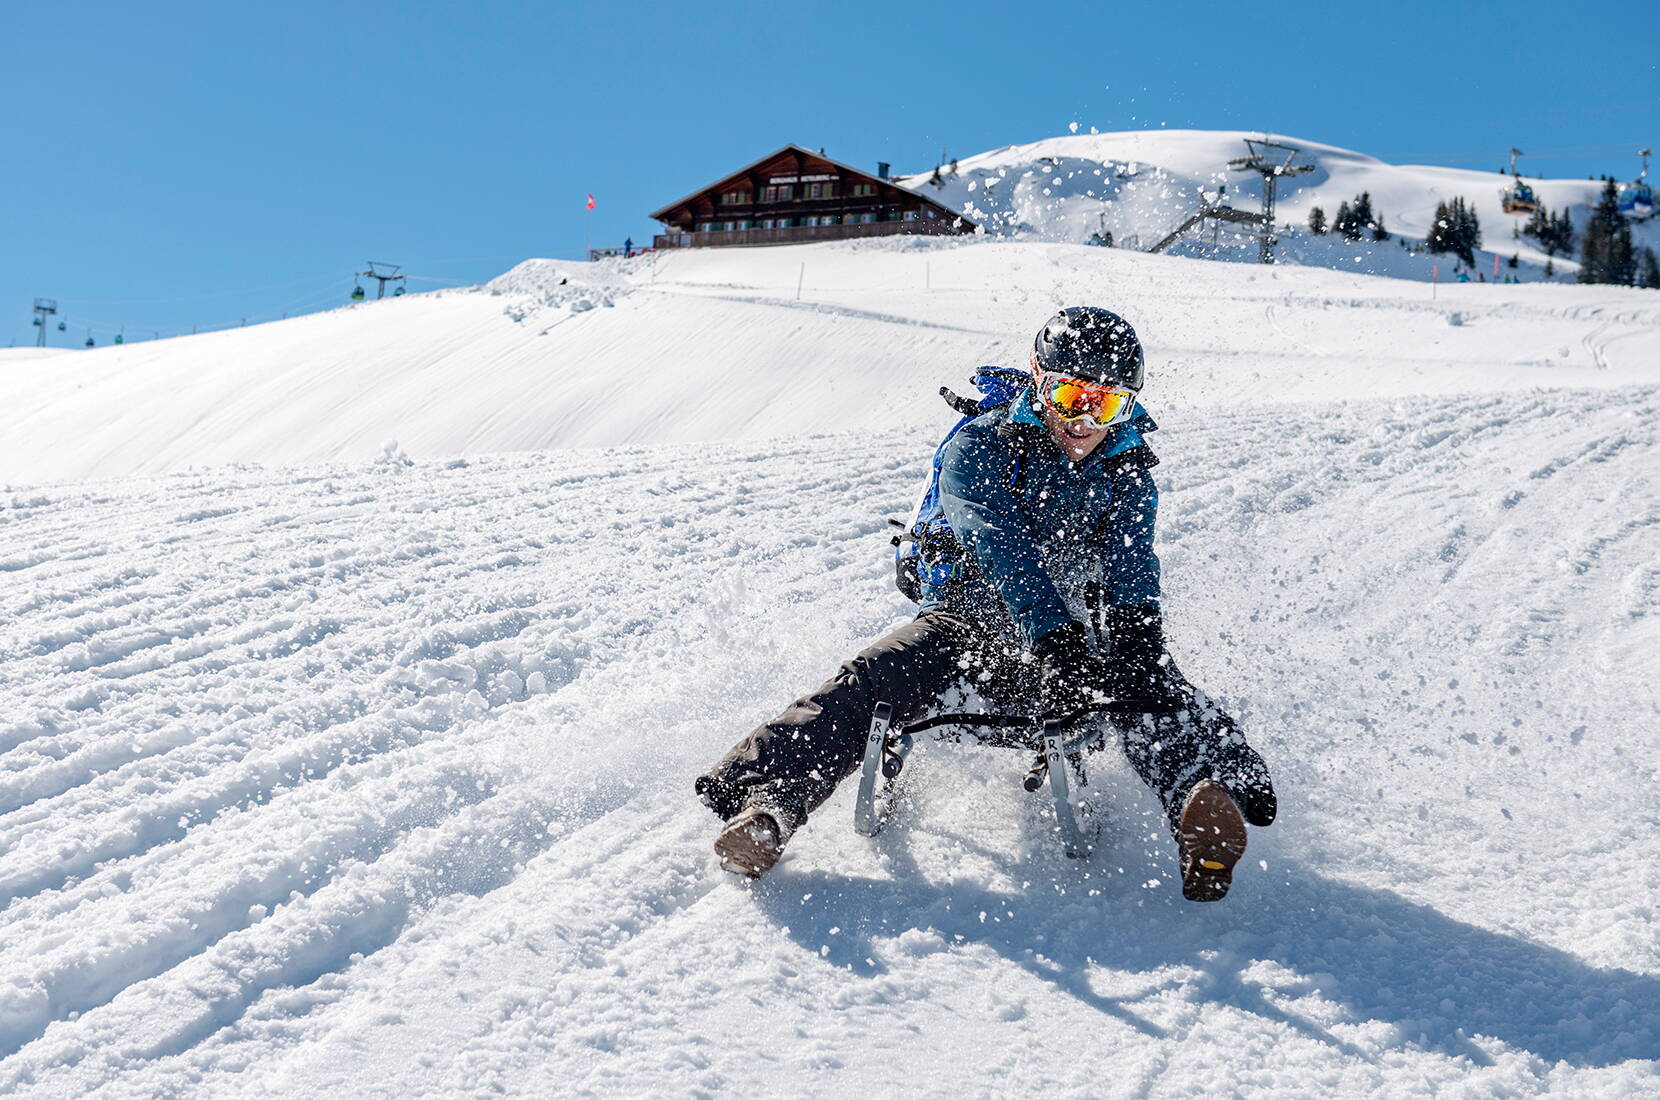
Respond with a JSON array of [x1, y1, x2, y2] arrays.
[[359, 262, 406, 300], [1228, 139, 1315, 263], [31, 298, 58, 348]]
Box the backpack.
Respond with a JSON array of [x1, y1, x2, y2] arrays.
[[890, 366, 1032, 602]]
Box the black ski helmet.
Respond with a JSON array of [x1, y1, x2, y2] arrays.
[[1030, 306, 1145, 390]]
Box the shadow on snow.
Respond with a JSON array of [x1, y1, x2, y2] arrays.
[[752, 836, 1658, 1070]]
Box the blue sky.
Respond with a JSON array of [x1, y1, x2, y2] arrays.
[[5, 1, 1655, 348]]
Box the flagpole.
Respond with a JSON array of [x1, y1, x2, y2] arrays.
[[584, 193, 596, 261]]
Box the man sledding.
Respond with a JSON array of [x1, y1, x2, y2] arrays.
[[696, 307, 1277, 901]]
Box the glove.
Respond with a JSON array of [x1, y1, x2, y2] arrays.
[[1032, 621, 1109, 719], [1102, 604, 1176, 714]]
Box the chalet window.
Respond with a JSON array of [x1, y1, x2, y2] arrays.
[[851, 183, 875, 197], [719, 190, 751, 205], [763, 184, 795, 203], [903, 210, 920, 222]]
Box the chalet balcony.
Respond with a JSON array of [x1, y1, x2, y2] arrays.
[[653, 218, 968, 251]]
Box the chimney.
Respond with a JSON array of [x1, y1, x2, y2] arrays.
[[877, 161, 890, 180]]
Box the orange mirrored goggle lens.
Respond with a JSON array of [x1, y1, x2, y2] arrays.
[[1041, 375, 1135, 425]]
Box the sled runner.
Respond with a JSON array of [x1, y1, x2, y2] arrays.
[[854, 700, 1119, 858]]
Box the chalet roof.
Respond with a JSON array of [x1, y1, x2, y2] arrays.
[[648, 144, 972, 226]]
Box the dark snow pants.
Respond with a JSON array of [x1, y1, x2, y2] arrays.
[[696, 608, 1276, 835]]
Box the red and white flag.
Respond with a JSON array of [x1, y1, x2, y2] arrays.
[[586, 194, 596, 210]]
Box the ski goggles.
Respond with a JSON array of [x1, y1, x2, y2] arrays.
[[1037, 372, 1138, 427]]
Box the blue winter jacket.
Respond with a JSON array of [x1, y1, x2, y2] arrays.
[[919, 388, 1161, 648]]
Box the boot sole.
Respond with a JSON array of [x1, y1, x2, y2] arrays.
[[714, 814, 782, 879], [1179, 780, 1248, 902]]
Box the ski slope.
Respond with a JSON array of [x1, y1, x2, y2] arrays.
[[3, 238, 1659, 484], [2, 238, 1659, 1096]]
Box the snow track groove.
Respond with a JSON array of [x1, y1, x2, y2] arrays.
[[0, 388, 1656, 1095]]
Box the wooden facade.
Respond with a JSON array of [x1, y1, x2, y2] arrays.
[[650, 145, 975, 250]]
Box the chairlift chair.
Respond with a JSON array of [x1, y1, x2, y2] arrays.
[[85, 332, 95, 347], [114, 333, 124, 345], [392, 285, 405, 296], [1502, 178, 1539, 215], [57, 321, 67, 331], [1617, 181, 1654, 220], [351, 285, 366, 302], [1501, 147, 1539, 215], [1618, 150, 1653, 220]]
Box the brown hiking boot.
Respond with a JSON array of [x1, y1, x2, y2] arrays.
[[714, 807, 790, 879], [1178, 779, 1249, 902]]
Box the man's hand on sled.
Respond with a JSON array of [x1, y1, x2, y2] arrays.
[[1102, 604, 1178, 715], [1032, 621, 1110, 718]]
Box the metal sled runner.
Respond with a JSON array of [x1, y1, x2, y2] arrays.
[[853, 701, 1120, 858]]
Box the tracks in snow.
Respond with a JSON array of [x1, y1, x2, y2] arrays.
[[1, 388, 1658, 1095]]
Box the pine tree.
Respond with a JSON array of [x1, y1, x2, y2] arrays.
[[1334, 200, 1357, 240], [1372, 215, 1390, 242], [1523, 205, 1548, 244], [1432, 197, 1481, 267], [1580, 178, 1633, 284], [1639, 248, 1660, 289], [1425, 201, 1453, 256], [1353, 191, 1375, 232], [1308, 206, 1328, 235], [1551, 209, 1575, 256]]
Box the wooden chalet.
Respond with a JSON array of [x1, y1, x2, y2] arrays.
[[650, 145, 975, 250]]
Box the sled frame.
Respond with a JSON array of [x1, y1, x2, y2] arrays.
[[853, 702, 1108, 857]]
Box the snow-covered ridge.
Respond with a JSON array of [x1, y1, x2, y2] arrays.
[[3, 238, 1658, 484], [894, 129, 1659, 280]]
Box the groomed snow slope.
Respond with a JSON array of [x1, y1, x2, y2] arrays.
[[1, 380, 1656, 1096], [4, 237, 1659, 484]]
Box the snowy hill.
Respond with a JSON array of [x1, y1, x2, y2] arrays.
[[2, 213, 1659, 1094], [894, 129, 1660, 280], [1, 381, 1657, 1094], [3, 238, 1658, 484]]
